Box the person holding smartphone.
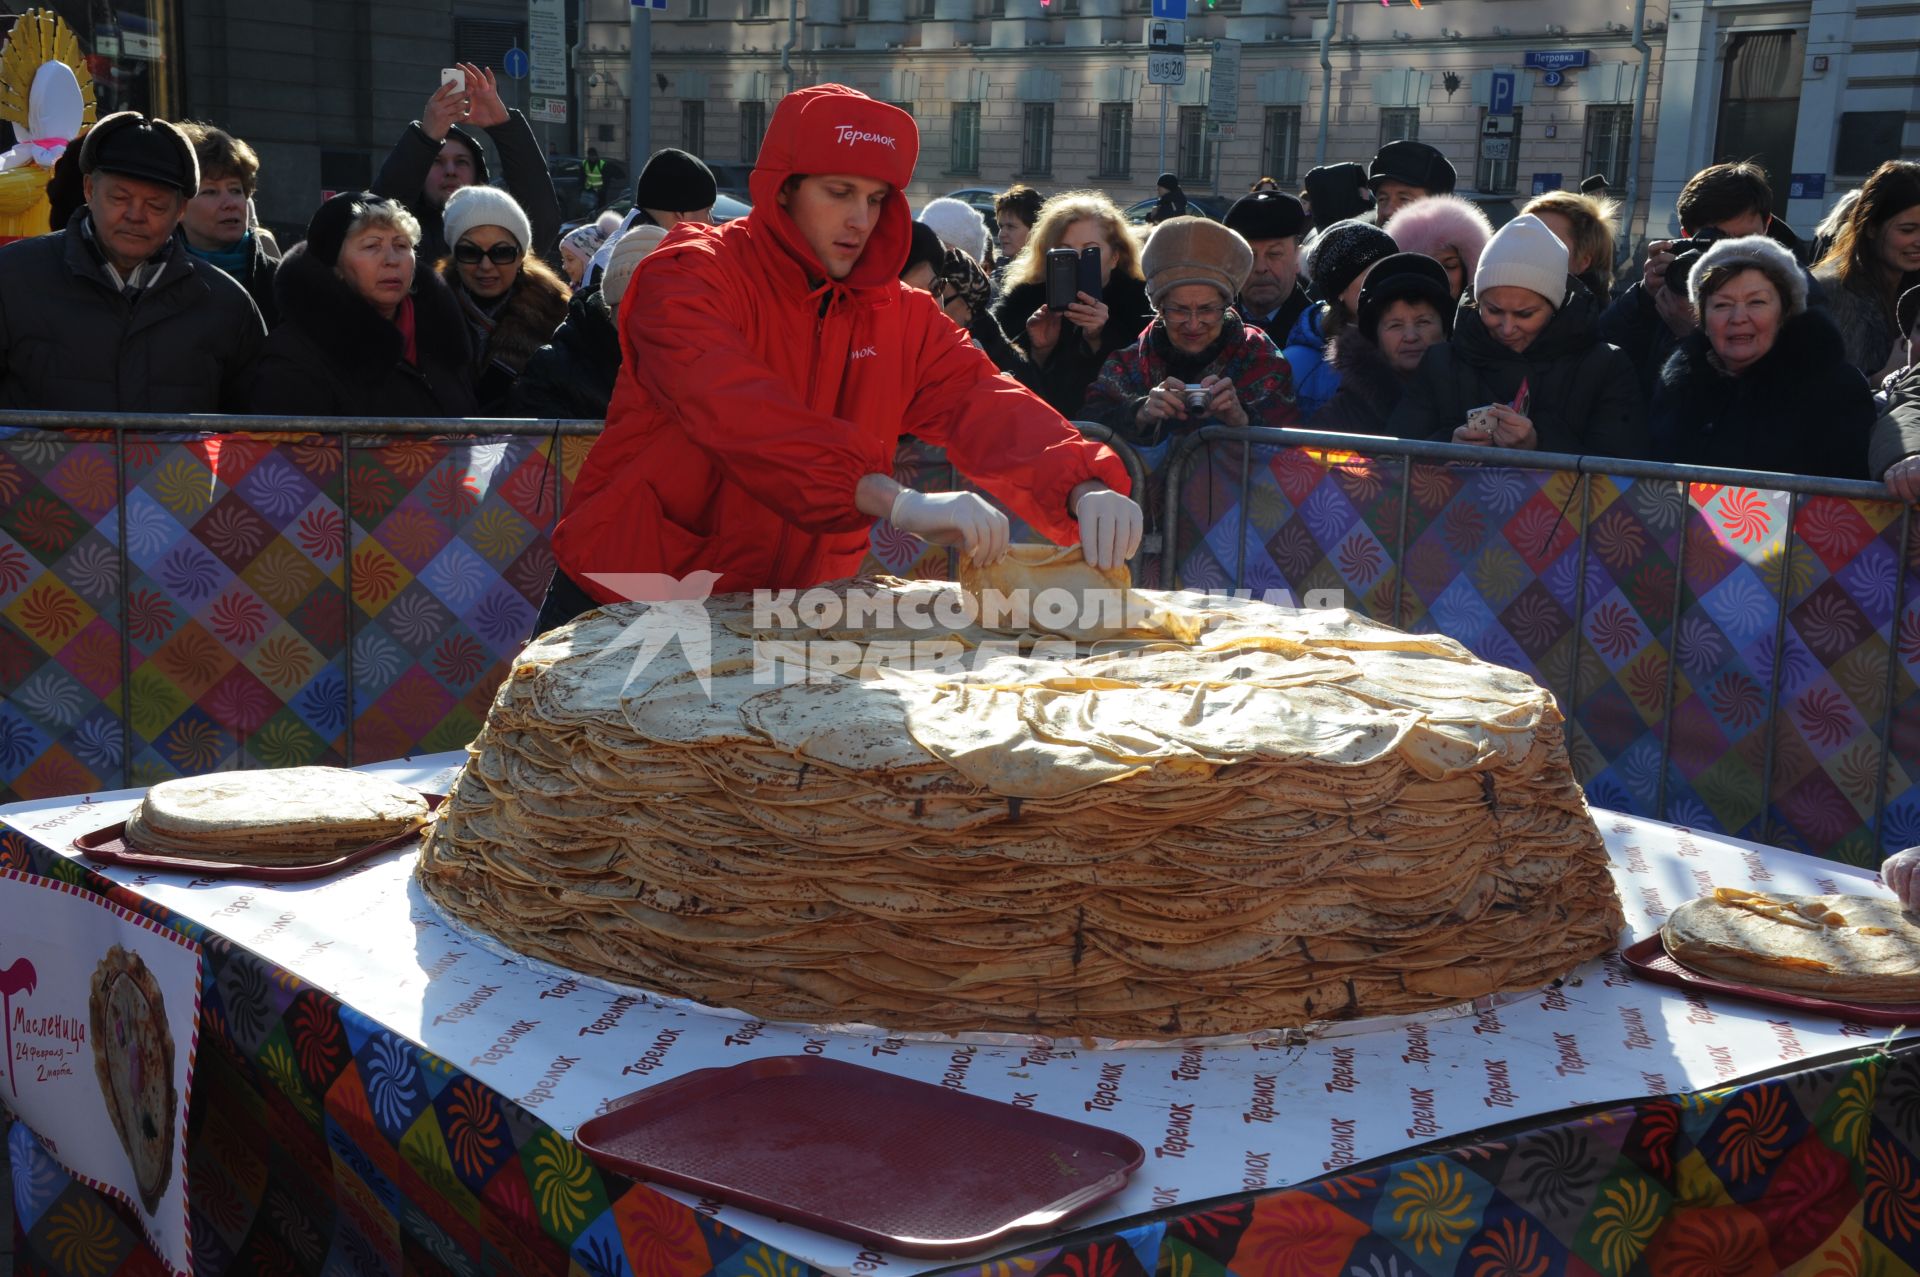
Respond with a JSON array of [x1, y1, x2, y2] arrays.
[[538, 86, 1140, 633], [372, 62, 561, 262]]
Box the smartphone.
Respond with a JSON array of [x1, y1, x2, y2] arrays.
[[1463, 404, 1499, 438], [441, 67, 466, 94], [1044, 247, 1079, 312], [1076, 244, 1103, 303]]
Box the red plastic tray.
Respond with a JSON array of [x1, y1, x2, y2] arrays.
[[574, 1056, 1143, 1258], [1621, 933, 1920, 1027], [71, 795, 443, 881]]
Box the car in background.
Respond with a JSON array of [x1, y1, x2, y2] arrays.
[[1121, 193, 1232, 225], [940, 186, 1001, 238], [708, 163, 755, 202], [556, 192, 752, 243]]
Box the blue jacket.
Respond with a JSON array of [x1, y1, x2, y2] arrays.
[[1282, 302, 1342, 420]]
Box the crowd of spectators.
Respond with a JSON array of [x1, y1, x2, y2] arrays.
[[1, 77, 1917, 499]]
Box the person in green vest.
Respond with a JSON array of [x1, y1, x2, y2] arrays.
[[582, 146, 606, 213]]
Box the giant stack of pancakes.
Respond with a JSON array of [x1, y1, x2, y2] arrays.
[[418, 555, 1623, 1039]]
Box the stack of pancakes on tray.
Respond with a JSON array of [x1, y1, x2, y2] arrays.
[[123, 767, 431, 865], [418, 560, 1624, 1041]]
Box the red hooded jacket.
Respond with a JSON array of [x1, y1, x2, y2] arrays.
[[551, 85, 1130, 601]]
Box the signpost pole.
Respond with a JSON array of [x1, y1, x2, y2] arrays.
[[630, 3, 652, 174], [1158, 84, 1168, 179]]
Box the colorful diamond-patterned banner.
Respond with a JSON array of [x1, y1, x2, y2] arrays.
[[4, 422, 1916, 862]]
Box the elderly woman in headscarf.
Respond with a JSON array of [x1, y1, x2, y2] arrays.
[[1082, 217, 1298, 447]]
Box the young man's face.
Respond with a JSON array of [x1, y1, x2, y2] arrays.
[[778, 174, 891, 279]]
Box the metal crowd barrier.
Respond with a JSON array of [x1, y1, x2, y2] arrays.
[[4, 412, 1915, 864], [1157, 426, 1917, 864]]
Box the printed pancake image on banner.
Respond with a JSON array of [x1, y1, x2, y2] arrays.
[[89, 945, 177, 1212], [0, 870, 202, 1277]]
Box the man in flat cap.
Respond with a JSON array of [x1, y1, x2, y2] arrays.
[[0, 111, 265, 411], [1223, 190, 1314, 344]]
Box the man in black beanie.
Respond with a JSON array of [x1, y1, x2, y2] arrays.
[[1224, 190, 1313, 343], [585, 148, 719, 284], [1368, 139, 1457, 226], [373, 61, 561, 262], [0, 110, 264, 411], [1148, 173, 1188, 224]]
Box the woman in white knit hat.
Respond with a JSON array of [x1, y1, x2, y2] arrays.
[[1387, 212, 1644, 460], [440, 183, 570, 409]]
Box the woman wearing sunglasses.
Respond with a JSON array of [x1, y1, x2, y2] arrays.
[[250, 191, 478, 418], [439, 186, 570, 410]]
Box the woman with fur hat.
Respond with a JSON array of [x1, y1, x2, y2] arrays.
[[1379, 195, 1494, 304], [1282, 219, 1398, 419], [249, 191, 477, 418], [544, 85, 1137, 630], [1652, 235, 1873, 478], [1082, 217, 1298, 447], [1314, 253, 1453, 436], [990, 190, 1155, 418], [439, 185, 570, 410], [1388, 214, 1644, 459]]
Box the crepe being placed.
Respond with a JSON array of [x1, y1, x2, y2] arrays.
[[418, 574, 1624, 1039], [1663, 888, 1920, 1003], [124, 766, 430, 865]]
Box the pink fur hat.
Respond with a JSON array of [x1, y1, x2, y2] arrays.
[[1385, 195, 1496, 282]]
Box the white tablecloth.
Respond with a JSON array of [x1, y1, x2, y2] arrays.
[[3, 753, 1908, 1274]]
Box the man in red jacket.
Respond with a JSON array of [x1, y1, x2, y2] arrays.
[[541, 85, 1139, 631]]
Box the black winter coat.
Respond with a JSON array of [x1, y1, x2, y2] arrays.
[[372, 114, 562, 262], [1650, 310, 1874, 481], [508, 286, 621, 421], [248, 243, 479, 419], [1872, 362, 1920, 483], [1238, 281, 1314, 349], [439, 256, 571, 412], [189, 231, 284, 330], [0, 213, 264, 412], [1387, 281, 1647, 461], [1313, 331, 1418, 437], [990, 273, 1154, 419]]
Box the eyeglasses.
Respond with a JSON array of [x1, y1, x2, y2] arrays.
[[1160, 303, 1225, 324], [454, 242, 522, 266]]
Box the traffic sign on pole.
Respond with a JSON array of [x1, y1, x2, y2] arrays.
[[1148, 52, 1186, 85], [1207, 38, 1241, 122], [1150, 0, 1187, 19], [529, 0, 568, 96], [503, 45, 530, 79], [1489, 70, 1515, 116]]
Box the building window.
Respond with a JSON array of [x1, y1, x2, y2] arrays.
[[1714, 29, 1804, 213], [682, 101, 706, 156], [455, 18, 528, 68], [1098, 103, 1133, 179], [1057, 0, 1080, 11], [689, 0, 707, 15], [740, 101, 767, 162], [988, 0, 1006, 16], [1021, 103, 1054, 176], [1177, 107, 1212, 184], [854, 0, 869, 16], [1378, 107, 1419, 146], [950, 102, 981, 174], [748, 0, 770, 15], [1477, 108, 1521, 194], [1582, 106, 1631, 192], [1836, 111, 1904, 177], [1261, 106, 1302, 184]]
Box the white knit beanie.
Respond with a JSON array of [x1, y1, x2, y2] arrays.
[[1473, 213, 1569, 308], [918, 197, 990, 265], [442, 184, 535, 254], [603, 225, 667, 308], [1687, 234, 1808, 317]]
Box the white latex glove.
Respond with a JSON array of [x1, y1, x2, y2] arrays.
[[1075, 487, 1143, 571], [1884, 846, 1920, 912], [890, 489, 1010, 566]]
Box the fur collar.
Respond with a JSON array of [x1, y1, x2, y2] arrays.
[[1326, 331, 1409, 419], [1661, 308, 1848, 394], [274, 242, 470, 369], [439, 254, 571, 374]]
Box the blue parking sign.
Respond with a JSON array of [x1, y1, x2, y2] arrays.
[[1490, 71, 1515, 116], [1151, 0, 1187, 19]]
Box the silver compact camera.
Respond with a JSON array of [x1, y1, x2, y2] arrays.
[[1183, 383, 1210, 413]]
